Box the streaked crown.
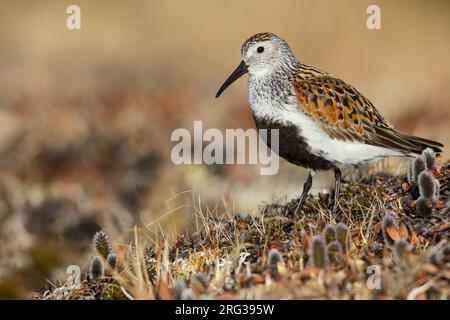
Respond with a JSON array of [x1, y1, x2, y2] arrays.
[[240, 32, 298, 76]]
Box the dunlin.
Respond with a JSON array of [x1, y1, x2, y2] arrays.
[[216, 32, 443, 215]]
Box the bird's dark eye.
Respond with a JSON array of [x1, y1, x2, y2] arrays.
[[257, 46, 264, 53]]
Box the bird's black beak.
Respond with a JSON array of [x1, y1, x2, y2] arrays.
[[215, 60, 248, 98]]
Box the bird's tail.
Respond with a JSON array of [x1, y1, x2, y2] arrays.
[[399, 133, 444, 154]]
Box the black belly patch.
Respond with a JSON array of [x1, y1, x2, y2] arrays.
[[254, 116, 335, 171]]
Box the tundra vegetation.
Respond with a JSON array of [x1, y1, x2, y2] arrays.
[[36, 150, 449, 300]]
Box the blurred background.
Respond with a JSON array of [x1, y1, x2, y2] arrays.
[[0, 0, 449, 298]]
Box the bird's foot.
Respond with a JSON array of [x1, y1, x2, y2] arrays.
[[293, 200, 304, 216], [286, 195, 308, 216]]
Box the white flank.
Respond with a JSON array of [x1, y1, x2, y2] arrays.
[[248, 91, 405, 167]]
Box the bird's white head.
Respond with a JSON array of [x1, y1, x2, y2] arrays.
[[216, 32, 298, 98], [240, 32, 295, 76]]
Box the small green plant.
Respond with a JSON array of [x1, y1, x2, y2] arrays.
[[327, 241, 343, 265], [405, 148, 441, 218], [335, 222, 351, 253], [415, 170, 440, 217], [89, 255, 104, 280], [323, 224, 336, 244], [102, 283, 122, 300], [310, 235, 328, 269], [93, 230, 113, 259], [309, 223, 350, 269]]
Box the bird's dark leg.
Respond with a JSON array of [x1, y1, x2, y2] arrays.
[[294, 169, 314, 215], [332, 168, 342, 215]]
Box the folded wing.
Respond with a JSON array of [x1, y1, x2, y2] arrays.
[[293, 69, 443, 154]]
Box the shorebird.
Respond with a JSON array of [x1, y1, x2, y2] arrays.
[[215, 32, 443, 215]]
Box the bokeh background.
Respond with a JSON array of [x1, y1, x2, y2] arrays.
[[0, 0, 449, 298]]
